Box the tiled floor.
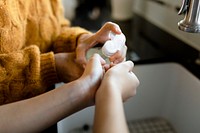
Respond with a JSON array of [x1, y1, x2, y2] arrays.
[[68, 117, 177, 133]]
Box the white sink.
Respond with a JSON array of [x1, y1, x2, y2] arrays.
[[57, 62, 200, 133]]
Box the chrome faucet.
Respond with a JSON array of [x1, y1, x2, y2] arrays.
[[178, 0, 200, 33]]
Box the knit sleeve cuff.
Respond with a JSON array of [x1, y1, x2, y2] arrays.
[[53, 27, 92, 53], [40, 52, 60, 87]]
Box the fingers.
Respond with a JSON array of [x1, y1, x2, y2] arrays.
[[83, 54, 106, 80], [121, 60, 134, 72], [95, 22, 122, 43], [87, 54, 106, 70], [87, 54, 100, 66], [109, 60, 134, 73], [101, 22, 122, 34], [75, 34, 94, 67], [109, 45, 127, 64], [76, 47, 87, 68], [90, 54, 106, 66], [111, 60, 139, 86]]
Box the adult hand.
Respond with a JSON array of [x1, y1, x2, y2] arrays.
[[76, 22, 127, 67], [97, 61, 140, 102], [79, 54, 106, 106], [55, 52, 84, 83]]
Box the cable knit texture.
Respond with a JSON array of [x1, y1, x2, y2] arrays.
[[0, 0, 90, 105]]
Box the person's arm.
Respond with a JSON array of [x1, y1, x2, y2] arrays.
[[0, 45, 60, 105], [94, 85, 129, 133], [0, 80, 86, 133], [93, 61, 140, 133], [0, 54, 105, 133]]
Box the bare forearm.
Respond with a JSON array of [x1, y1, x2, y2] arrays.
[[0, 80, 88, 133], [93, 88, 129, 133]]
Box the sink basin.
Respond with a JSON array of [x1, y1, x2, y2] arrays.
[[57, 62, 200, 133]]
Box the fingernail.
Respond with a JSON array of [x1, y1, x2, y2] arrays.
[[116, 27, 122, 33]]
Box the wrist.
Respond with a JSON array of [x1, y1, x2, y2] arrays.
[[41, 52, 60, 86], [76, 76, 97, 106], [96, 81, 122, 103], [54, 53, 63, 82]]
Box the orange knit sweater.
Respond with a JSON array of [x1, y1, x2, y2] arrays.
[[0, 0, 90, 105]]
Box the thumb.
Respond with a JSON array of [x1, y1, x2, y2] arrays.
[[76, 48, 87, 68]]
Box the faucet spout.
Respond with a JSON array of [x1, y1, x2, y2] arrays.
[[178, 0, 200, 33], [178, 0, 190, 15]]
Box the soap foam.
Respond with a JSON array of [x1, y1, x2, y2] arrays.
[[102, 32, 126, 57]]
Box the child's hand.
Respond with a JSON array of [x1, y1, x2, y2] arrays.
[[97, 61, 140, 102]]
